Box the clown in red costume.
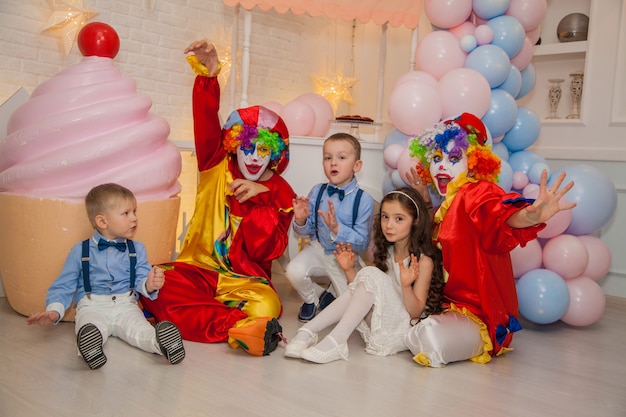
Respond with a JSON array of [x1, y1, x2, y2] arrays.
[[141, 40, 295, 356], [403, 113, 576, 367]]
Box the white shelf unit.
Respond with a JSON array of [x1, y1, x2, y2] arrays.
[[517, 0, 591, 123]]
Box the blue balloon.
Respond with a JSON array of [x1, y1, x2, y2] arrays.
[[486, 15, 526, 58], [502, 107, 540, 152], [473, 0, 510, 20], [384, 128, 410, 150], [482, 88, 518, 137], [390, 169, 408, 188], [499, 65, 522, 98], [465, 44, 511, 88], [497, 159, 513, 192], [460, 35, 478, 53], [508, 150, 546, 175], [517, 269, 570, 324], [528, 162, 550, 184], [382, 170, 395, 195], [492, 142, 510, 161], [517, 63, 536, 99], [549, 164, 618, 236]]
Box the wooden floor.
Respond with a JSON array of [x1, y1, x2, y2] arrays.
[[1, 263, 625, 417]]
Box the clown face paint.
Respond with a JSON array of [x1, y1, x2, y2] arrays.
[[237, 142, 272, 181], [429, 140, 469, 196]]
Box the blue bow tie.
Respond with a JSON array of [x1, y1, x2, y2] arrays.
[[327, 185, 345, 201], [98, 239, 127, 252]]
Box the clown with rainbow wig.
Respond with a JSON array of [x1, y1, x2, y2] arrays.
[[404, 113, 576, 367], [140, 40, 296, 356]]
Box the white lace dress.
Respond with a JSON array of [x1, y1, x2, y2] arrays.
[[352, 248, 412, 356]]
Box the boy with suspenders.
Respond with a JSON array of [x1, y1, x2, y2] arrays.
[[27, 183, 185, 369], [286, 133, 375, 322]]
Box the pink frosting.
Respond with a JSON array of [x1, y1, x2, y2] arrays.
[[0, 56, 181, 202]]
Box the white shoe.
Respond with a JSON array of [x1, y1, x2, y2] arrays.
[[301, 335, 349, 364], [284, 327, 318, 359]]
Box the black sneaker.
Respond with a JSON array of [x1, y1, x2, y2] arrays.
[[298, 302, 316, 322], [318, 290, 336, 311], [77, 323, 107, 370], [155, 321, 185, 365]]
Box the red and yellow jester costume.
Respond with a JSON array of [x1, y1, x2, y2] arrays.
[[141, 61, 295, 354], [434, 174, 543, 362]]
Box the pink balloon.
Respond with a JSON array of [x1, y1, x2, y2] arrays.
[[396, 147, 419, 185], [415, 31, 467, 80], [296, 93, 334, 137], [543, 234, 589, 279], [493, 134, 504, 143], [261, 101, 283, 116], [537, 202, 572, 239], [383, 144, 406, 170], [393, 71, 438, 91], [510, 239, 542, 278], [388, 80, 442, 136], [449, 21, 476, 39], [578, 235, 612, 280], [424, 0, 473, 29], [526, 25, 541, 45], [474, 25, 494, 45], [506, 0, 547, 32], [510, 37, 534, 71], [523, 187, 573, 239], [512, 171, 529, 189], [560, 277, 606, 326], [281, 100, 315, 136], [437, 68, 491, 119], [522, 183, 539, 198]]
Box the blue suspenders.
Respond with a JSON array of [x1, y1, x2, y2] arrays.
[[314, 183, 364, 241], [81, 239, 136, 297]]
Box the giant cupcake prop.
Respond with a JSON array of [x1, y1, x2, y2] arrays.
[[0, 23, 182, 320]]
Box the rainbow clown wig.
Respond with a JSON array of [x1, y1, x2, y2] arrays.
[[222, 105, 290, 174], [408, 113, 501, 187]]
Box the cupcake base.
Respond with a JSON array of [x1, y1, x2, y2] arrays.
[[0, 194, 180, 321]]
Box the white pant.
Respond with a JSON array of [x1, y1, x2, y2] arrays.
[[404, 311, 484, 367], [75, 292, 161, 355], [285, 241, 359, 305]]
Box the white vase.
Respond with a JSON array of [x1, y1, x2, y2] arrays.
[[547, 78, 564, 119], [567, 71, 584, 119]]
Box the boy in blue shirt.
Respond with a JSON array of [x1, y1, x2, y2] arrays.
[[27, 183, 185, 369], [287, 133, 374, 322]]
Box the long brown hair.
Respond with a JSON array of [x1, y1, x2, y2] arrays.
[[371, 187, 444, 315]]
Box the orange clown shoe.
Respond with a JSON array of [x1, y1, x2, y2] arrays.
[[227, 316, 284, 356]]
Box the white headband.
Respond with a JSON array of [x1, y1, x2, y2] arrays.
[[386, 190, 420, 218]]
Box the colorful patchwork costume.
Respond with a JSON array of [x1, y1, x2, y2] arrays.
[[141, 57, 295, 355]]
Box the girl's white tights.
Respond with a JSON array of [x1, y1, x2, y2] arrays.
[[294, 282, 374, 353]]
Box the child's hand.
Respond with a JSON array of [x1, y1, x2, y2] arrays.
[[334, 242, 355, 272], [26, 311, 59, 326], [399, 253, 420, 288], [292, 196, 310, 225], [229, 179, 269, 203], [147, 266, 165, 293], [318, 199, 339, 235]]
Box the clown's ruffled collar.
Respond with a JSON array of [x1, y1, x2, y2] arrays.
[[434, 172, 477, 224]]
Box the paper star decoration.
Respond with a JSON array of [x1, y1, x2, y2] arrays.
[[311, 73, 358, 113], [41, 0, 98, 56]]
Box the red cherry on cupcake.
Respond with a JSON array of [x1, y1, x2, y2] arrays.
[[77, 22, 120, 58]]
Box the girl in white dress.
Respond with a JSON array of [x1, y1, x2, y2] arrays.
[[284, 187, 444, 363]]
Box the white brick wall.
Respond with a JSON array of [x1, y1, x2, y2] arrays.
[[1, 0, 398, 142]]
